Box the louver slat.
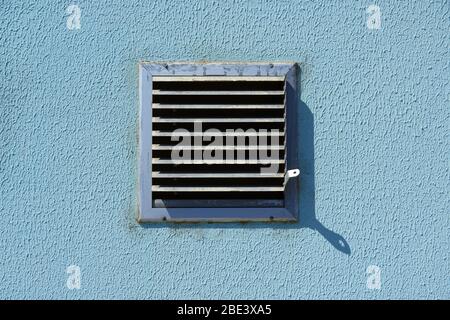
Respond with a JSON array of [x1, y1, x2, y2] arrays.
[[152, 145, 284, 150], [153, 199, 284, 208], [152, 104, 284, 109], [152, 76, 285, 82], [153, 159, 284, 165], [152, 172, 284, 178], [152, 131, 284, 137], [151, 76, 286, 208], [152, 186, 284, 192], [152, 117, 284, 123], [153, 90, 285, 95]]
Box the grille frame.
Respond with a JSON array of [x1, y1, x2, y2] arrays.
[[138, 62, 299, 222]]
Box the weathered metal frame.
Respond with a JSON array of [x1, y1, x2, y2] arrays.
[[138, 62, 299, 222]]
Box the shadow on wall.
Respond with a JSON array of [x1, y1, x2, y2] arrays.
[[139, 71, 351, 256], [296, 100, 351, 255]]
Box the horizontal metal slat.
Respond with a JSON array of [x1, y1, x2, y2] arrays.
[[152, 144, 284, 150], [152, 131, 284, 137], [152, 104, 284, 109], [152, 76, 285, 82], [152, 172, 284, 178], [152, 117, 284, 123], [152, 186, 284, 192], [153, 199, 284, 208], [152, 90, 285, 95], [152, 159, 284, 164]]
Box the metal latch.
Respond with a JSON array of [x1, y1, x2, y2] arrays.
[[284, 169, 300, 186]]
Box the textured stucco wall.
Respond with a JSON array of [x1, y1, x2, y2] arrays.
[[1, 0, 449, 299]]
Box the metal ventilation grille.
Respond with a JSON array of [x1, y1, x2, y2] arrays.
[[151, 76, 286, 208]]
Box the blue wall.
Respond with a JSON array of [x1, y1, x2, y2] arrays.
[[1, 0, 448, 299]]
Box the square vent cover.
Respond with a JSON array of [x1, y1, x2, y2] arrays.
[[139, 62, 299, 222]]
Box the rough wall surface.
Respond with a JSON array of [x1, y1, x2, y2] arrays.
[[0, 0, 448, 299]]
